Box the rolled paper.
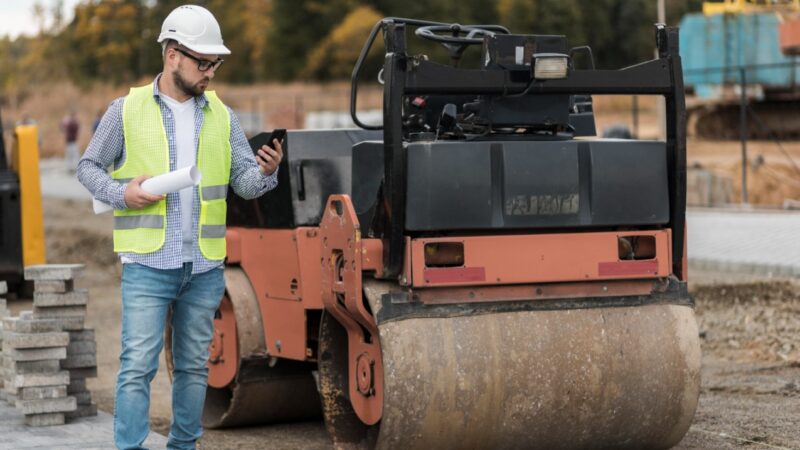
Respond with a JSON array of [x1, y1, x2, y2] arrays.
[[93, 166, 202, 214]]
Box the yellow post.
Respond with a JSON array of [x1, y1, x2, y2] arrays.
[[11, 125, 46, 266]]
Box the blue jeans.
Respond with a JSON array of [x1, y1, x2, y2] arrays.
[[114, 263, 224, 450]]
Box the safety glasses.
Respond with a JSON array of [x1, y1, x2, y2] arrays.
[[174, 47, 224, 72]]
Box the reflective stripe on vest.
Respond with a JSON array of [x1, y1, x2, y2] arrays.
[[201, 225, 227, 239], [114, 215, 164, 230], [201, 184, 228, 200], [112, 83, 231, 259]]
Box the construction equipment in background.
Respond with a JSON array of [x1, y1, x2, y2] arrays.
[[701, 0, 799, 15], [0, 108, 46, 299], [166, 18, 700, 449], [681, 0, 800, 139]]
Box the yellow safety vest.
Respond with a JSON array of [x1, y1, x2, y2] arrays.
[[112, 83, 231, 260]]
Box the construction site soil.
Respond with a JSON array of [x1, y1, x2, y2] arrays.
[[34, 197, 800, 449]]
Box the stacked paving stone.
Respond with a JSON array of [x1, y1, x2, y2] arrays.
[[2, 313, 75, 425], [63, 328, 98, 419], [27, 264, 87, 332], [25, 264, 98, 421]]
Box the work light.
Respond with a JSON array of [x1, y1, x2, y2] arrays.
[[533, 53, 569, 79]]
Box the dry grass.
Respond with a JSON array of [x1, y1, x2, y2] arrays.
[[4, 82, 128, 158], [688, 139, 800, 205], [2, 80, 384, 158]]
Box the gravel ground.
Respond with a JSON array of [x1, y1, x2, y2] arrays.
[[677, 279, 800, 450], [38, 197, 800, 450]]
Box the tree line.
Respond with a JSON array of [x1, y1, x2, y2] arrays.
[[0, 0, 703, 96]]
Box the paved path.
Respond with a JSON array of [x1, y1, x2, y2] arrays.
[[687, 208, 800, 277], [38, 159, 91, 201], [0, 400, 167, 450]]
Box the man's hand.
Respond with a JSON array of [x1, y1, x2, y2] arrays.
[[124, 175, 164, 209], [256, 139, 283, 175]]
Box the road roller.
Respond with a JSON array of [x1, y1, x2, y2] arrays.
[[168, 18, 701, 449]]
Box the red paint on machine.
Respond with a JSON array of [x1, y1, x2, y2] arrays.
[[424, 267, 486, 284], [598, 260, 659, 277]]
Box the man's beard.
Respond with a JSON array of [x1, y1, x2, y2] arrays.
[[173, 69, 208, 97]]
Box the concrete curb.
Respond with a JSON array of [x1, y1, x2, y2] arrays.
[[689, 258, 800, 278]]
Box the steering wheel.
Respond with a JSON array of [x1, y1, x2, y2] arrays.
[[415, 24, 510, 64], [416, 24, 509, 45]]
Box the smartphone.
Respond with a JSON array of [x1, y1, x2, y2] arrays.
[[266, 128, 286, 150], [249, 129, 286, 154]]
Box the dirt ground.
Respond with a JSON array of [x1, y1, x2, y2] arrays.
[[30, 196, 800, 450], [677, 276, 800, 450]]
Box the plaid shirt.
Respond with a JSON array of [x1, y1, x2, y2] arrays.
[[77, 75, 277, 274]]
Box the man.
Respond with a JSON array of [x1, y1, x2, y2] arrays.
[[76, 5, 283, 449], [61, 110, 80, 170]]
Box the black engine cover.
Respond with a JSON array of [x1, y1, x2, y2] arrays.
[[353, 139, 669, 231]]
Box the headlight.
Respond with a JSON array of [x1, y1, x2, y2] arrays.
[[533, 53, 569, 80]]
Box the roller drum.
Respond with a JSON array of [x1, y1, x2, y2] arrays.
[[178, 267, 322, 429], [203, 361, 321, 429], [375, 304, 700, 450]]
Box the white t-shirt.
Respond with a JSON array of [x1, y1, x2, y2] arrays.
[[160, 93, 197, 263]]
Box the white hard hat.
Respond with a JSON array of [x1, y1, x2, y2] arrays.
[[157, 5, 230, 55]]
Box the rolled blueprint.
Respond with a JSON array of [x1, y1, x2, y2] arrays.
[[93, 166, 202, 214]]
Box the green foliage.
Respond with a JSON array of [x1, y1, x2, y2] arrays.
[[206, 0, 273, 83], [301, 6, 384, 80], [498, 0, 586, 46], [265, 0, 361, 80], [0, 37, 32, 99], [64, 1, 143, 84], [0, 0, 707, 89]]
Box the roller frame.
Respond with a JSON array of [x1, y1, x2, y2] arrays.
[[207, 267, 268, 387], [320, 195, 384, 425], [166, 266, 321, 429]]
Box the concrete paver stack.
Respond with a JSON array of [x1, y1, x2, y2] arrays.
[[0, 265, 100, 427], [63, 328, 98, 419], [2, 314, 75, 425], [25, 264, 98, 420]]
